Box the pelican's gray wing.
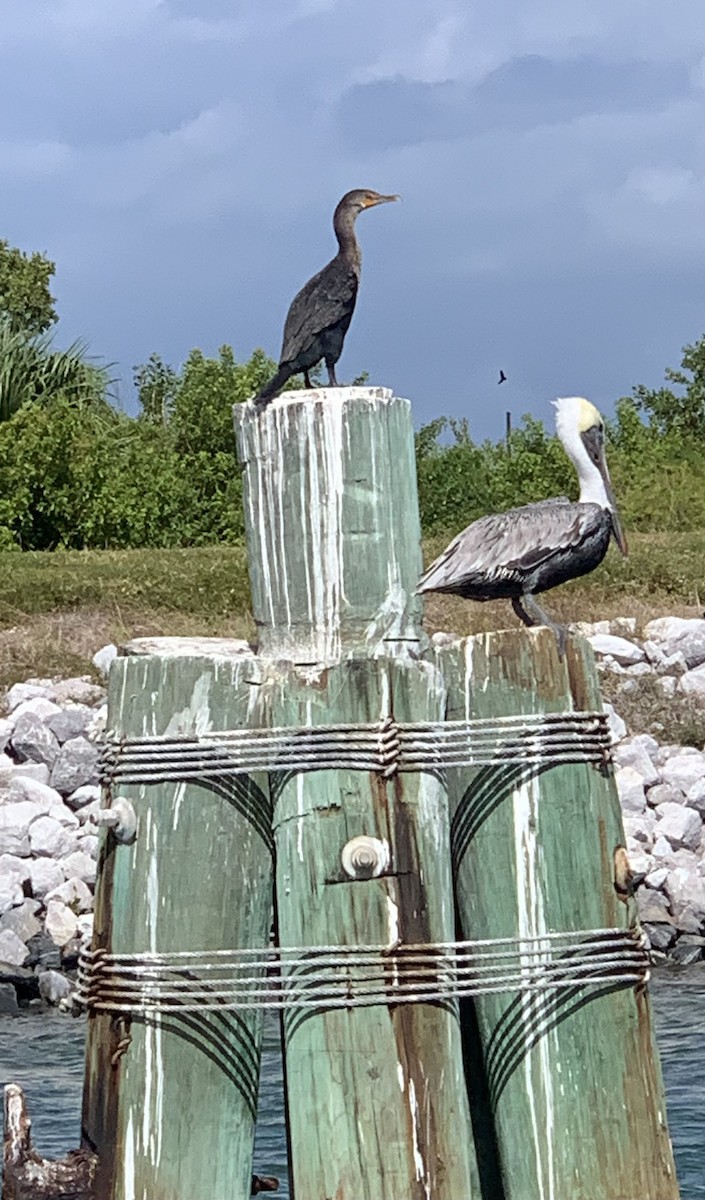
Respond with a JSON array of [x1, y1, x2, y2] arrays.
[[418, 501, 606, 596]]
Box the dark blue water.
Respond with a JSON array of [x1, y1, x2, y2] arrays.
[[1, 972, 703, 1197]]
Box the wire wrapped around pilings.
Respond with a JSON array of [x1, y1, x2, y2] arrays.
[[75, 927, 647, 1016], [100, 710, 610, 785]]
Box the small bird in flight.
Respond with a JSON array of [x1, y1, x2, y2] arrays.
[[498, 370, 507, 384]]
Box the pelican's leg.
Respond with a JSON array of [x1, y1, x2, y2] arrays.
[[515, 593, 568, 660], [511, 597, 534, 627]]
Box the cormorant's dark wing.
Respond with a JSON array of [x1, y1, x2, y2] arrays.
[[418, 501, 606, 595], [280, 256, 358, 365]]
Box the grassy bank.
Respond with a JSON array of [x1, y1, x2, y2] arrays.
[[0, 532, 701, 686]]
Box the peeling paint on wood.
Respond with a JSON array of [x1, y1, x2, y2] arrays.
[[436, 626, 680, 1200], [234, 388, 425, 663], [260, 655, 480, 1200], [83, 642, 273, 1200]]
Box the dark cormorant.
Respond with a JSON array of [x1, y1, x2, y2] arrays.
[[417, 397, 628, 655], [254, 189, 399, 405], [498, 369, 507, 384]]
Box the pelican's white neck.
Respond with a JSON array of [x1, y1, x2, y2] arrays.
[[554, 397, 611, 510]]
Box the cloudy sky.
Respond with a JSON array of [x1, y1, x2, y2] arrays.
[[1, 0, 703, 438]]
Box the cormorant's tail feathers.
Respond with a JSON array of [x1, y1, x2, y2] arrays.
[[253, 364, 294, 407]]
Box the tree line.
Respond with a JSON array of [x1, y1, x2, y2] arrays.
[[0, 238, 704, 551]]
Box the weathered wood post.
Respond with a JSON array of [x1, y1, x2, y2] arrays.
[[82, 639, 274, 1200], [436, 627, 679, 1199], [234, 387, 481, 1200]]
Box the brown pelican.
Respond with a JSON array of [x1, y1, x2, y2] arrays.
[[417, 397, 628, 654]]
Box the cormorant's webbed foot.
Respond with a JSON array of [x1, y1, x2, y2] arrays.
[[514, 594, 569, 661]]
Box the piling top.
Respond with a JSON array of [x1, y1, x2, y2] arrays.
[[119, 636, 253, 658], [234, 387, 425, 665]]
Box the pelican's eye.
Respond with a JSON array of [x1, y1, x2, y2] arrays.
[[581, 423, 604, 464]]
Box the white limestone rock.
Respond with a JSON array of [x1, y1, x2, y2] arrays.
[[0, 719, 13, 754], [0, 803, 39, 856], [50, 678, 106, 707], [0, 871, 24, 914], [626, 850, 653, 877], [65, 784, 100, 812], [587, 634, 645, 665], [664, 868, 705, 928], [603, 702, 626, 744], [647, 783, 686, 808], [615, 766, 647, 815], [660, 752, 705, 794], [87, 705, 107, 739], [613, 737, 659, 786], [0, 927, 29, 966], [28, 815, 78, 859], [645, 867, 669, 890], [77, 912, 94, 942], [686, 777, 705, 817], [573, 620, 611, 637], [8, 697, 62, 727], [656, 802, 703, 852], [622, 812, 655, 845], [679, 664, 705, 700], [50, 736, 100, 796], [60, 850, 97, 886], [46, 705, 95, 745], [76, 833, 99, 860], [29, 858, 64, 899], [0, 853, 30, 886], [12, 762, 51, 786], [45, 876, 93, 914], [608, 617, 637, 638], [38, 968, 73, 1006], [92, 644, 118, 676], [0, 897, 41, 941], [11, 713, 60, 768], [44, 899, 78, 947], [4, 682, 53, 711], [652, 835, 673, 859], [643, 617, 705, 669], [9, 776, 64, 811]]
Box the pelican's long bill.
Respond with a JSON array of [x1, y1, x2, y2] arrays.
[[582, 425, 628, 557]]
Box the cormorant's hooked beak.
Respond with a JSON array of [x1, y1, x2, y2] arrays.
[[597, 451, 628, 557], [365, 193, 401, 208]]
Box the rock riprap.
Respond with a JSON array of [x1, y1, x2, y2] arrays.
[[0, 656, 110, 1011], [1, 626, 704, 1014]]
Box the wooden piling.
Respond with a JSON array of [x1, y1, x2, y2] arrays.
[[436, 627, 679, 1200], [234, 386, 424, 662], [235, 388, 481, 1199], [82, 639, 273, 1200]]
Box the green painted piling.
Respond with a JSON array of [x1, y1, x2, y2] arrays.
[[233, 386, 424, 662], [83, 640, 273, 1200], [235, 388, 481, 1199], [436, 627, 679, 1200]]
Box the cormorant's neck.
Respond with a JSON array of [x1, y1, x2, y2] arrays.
[[333, 205, 361, 267]]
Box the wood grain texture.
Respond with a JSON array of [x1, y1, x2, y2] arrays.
[[436, 626, 679, 1200], [83, 644, 273, 1200], [234, 388, 425, 663]]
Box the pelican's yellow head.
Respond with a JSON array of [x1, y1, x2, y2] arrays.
[[553, 395, 603, 438]]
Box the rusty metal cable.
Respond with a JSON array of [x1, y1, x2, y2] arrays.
[[75, 928, 647, 1016], [99, 710, 610, 785]]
